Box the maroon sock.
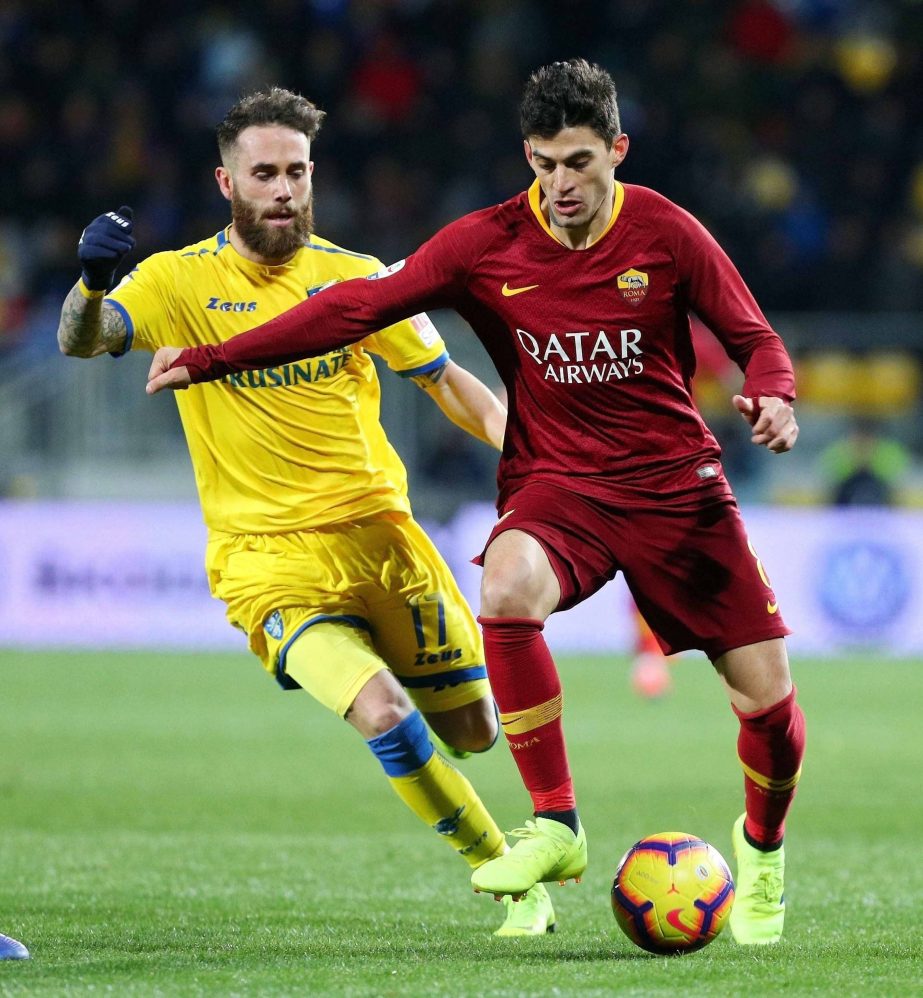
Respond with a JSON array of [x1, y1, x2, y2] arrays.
[[478, 616, 575, 812], [734, 686, 806, 847]]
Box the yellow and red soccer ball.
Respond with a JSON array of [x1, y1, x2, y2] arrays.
[[611, 832, 735, 953]]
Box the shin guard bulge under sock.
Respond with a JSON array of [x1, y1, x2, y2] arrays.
[[367, 710, 505, 867], [479, 616, 576, 814], [734, 686, 806, 847]]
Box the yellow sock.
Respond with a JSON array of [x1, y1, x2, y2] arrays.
[[389, 751, 506, 868], [366, 709, 505, 869]]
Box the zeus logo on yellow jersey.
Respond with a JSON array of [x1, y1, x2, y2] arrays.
[[516, 327, 645, 384], [219, 349, 352, 389], [205, 297, 258, 313]]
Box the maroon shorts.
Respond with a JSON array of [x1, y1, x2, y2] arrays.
[[475, 481, 790, 660]]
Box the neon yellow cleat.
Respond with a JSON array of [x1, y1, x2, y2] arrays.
[[472, 817, 587, 898], [494, 882, 556, 936], [730, 813, 785, 944]]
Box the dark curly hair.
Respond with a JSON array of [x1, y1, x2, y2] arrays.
[[520, 59, 621, 145], [216, 87, 326, 160]]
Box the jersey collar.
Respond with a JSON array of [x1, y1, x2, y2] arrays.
[[224, 225, 306, 274], [527, 178, 625, 248]]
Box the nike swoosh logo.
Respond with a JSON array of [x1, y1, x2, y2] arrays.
[[501, 715, 525, 727], [665, 908, 697, 938], [767, 601, 779, 614], [501, 282, 539, 297]]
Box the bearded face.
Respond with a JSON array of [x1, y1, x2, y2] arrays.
[[230, 187, 314, 262]]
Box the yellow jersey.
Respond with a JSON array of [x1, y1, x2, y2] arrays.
[[107, 229, 448, 534]]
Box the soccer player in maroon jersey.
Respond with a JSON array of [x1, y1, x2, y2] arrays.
[[148, 59, 805, 945]]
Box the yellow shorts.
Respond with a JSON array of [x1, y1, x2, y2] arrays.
[[206, 513, 488, 718]]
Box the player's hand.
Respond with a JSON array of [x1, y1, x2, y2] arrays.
[[732, 395, 798, 453], [78, 206, 135, 291], [146, 347, 190, 395]]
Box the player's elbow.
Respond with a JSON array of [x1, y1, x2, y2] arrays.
[[57, 330, 95, 359], [58, 339, 84, 358]]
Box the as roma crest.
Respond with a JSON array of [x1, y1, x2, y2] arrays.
[[617, 268, 649, 306]]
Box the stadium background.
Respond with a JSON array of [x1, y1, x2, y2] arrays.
[[2, 5, 923, 992], [1, 0, 922, 655]]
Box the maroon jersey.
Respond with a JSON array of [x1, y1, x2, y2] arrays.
[[179, 181, 795, 509]]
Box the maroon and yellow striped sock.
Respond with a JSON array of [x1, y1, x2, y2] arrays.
[[479, 616, 576, 813], [733, 686, 806, 848]]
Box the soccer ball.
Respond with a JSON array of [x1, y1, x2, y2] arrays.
[[610, 832, 735, 954]]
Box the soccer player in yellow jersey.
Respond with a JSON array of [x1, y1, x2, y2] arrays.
[[57, 87, 554, 936]]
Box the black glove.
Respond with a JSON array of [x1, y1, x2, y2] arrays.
[[78, 206, 135, 291]]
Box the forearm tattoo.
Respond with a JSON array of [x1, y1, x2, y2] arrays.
[[58, 284, 127, 357], [410, 362, 448, 390]]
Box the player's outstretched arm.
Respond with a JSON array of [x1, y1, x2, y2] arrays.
[[145, 280, 414, 395], [146, 229, 465, 394], [58, 206, 135, 358], [413, 361, 507, 450], [733, 395, 799, 453]]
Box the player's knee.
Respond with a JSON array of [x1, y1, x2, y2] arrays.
[[469, 699, 500, 751], [346, 676, 415, 738], [369, 703, 413, 736], [460, 711, 499, 754], [480, 570, 541, 618], [428, 698, 498, 753], [715, 638, 793, 713]]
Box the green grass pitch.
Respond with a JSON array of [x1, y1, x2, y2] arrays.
[[1, 648, 921, 995]]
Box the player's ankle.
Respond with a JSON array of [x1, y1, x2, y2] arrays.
[[534, 809, 579, 834], [744, 827, 783, 853], [743, 818, 783, 852]]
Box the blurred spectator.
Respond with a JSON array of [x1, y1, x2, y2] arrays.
[[420, 420, 496, 499], [3, 0, 923, 365], [629, 602, 673, 700], [819, 419, 911, 506], [349, 31, 423, 125]]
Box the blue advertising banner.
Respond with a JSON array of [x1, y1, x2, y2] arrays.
[[0, 501, 920, 654]]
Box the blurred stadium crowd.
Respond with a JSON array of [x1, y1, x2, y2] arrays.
[[1, 0, 922, 502]]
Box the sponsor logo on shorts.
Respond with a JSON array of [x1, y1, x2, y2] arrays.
[[415, 648, 463, 666], [696, 464, 718, 480], [264, 611, 284, 640]]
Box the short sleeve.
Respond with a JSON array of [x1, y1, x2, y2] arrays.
[[361, 312, 449, 377], [105, 252, 178, 353]]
